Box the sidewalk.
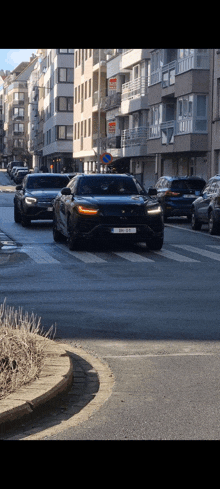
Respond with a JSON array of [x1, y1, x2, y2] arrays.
[[0, 338, 114, 440]]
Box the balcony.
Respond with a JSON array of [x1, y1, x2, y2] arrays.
[[121, 76, 149, 114], [121, 126, 148, 157], [122, 76, 149, 101], [101, 92, 121, 111]]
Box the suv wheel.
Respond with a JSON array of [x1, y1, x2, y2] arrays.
[[14, 203, 21, 223], [208, 211, 220, 235], [191, 211, 201, 231], [146, 237, 163, 251], [53, 218, 63, 242]]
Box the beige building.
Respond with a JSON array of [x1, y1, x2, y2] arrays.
[[3, 56, 38, 165], [73, 49, 106, 173]]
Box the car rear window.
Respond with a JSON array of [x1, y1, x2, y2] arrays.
[[171, 179, 205, 191], [77, 176, 138, 196], [26, 176, 69, 189]]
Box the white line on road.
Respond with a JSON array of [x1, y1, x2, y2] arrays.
[[153, 248, 200, 262], [114, 251, 154, 263], [55, 244, 107, 263], [20, 246, 60, 264], [172, 244, 220, 261]]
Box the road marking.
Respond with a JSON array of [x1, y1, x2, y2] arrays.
[[153, 248, 199, 262], [114, 251, 154, 262], [68, 251, 106, 263], [206, 245, 220, 250], [21, 246, 60, 264], [172, 244, 220, 261]]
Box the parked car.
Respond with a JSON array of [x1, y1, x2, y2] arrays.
[[7, 161, 24, 176], [53, 173, 164, 250], [14, 173, 70, 227], [10, 166, 26, 180], [14, 168, 29, 184], [191, 175, 220, 234], [154, 176, 206, 221]]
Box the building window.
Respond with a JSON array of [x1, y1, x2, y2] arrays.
[[56, 125, 73, 140], [88, 118, 91, 137], [176, 94, 208, 133], [58, 68, 74, 83], [57, 96, 73, 111], [13, 107, 24, 119], [58, 49, 74, 54], [13, 123, 24, 134], [13, 92, 24, 101]]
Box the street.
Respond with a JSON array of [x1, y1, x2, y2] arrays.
[[1, 169, 220, 439]]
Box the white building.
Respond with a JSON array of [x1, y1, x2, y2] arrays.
[[42, 49, 78, 172]]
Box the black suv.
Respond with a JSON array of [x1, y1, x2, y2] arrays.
[[14, 173, 70, 226], [154, 176, 206, 221], [191, 175, 220, 234], [53, 173, 164, 250]]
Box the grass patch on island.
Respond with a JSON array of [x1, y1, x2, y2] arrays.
[[0, 299, 55, 400]]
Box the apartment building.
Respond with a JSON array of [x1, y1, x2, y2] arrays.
[[73, 49, 107, 173], [147, 48, 210, 182], [3, 56, 38, 165], [103, 49, 156, 186], [41, 48, 79, 173]]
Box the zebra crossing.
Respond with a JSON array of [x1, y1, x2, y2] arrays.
[[15, 242, 220, 265]]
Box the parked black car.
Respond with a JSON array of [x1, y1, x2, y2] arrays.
[[14, 173, 70, 226], [14, 168, 29, 184], [7, 160, 24, 176], [191, 175, 220, 234], [154, 176, 206, 221], [53, 173, 164, 250]]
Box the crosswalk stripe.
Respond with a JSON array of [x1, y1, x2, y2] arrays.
[[114, 251, 154, 262], [20, 246, 60, 264], [153, 248, 199, 262], [172, 244, 220, 261], [67, 251, 106, 263]]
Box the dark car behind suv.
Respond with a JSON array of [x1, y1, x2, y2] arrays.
[[191, 175, 220, 234], [154, 176, 206, 221], [14, 173, 70, 226]]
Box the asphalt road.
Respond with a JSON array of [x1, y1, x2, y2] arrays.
[[1, 170, 220, 439]]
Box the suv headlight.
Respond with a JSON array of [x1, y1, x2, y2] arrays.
[[147, 205, 162, 215], [25, 196, 38, 205]]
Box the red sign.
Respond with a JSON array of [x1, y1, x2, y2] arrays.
[[108, 121, 116, 134], [109, 77, 117, 90]]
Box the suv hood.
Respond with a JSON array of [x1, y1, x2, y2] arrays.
[[26, 189, 62, 200]]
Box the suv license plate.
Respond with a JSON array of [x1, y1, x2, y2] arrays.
[[111, 228, 136, 234], [47, 207, 53, 211]]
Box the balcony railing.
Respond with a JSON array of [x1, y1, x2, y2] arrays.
[[121, 126, 148, 147], [101, 92, 121, 110], [102, 135, 121, 150], [121, 76, 149, 102]]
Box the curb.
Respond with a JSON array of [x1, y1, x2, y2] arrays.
[[0, 336, 74, 427]]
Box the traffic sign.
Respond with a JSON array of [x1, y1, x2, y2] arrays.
[[100, 152, 113, 165]]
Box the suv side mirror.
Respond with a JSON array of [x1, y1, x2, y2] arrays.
[[16, 185, 22, 190], [148, 187, 157, 196], [61, 187, 71, 196]]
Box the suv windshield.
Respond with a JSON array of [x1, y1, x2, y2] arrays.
[[26, 176, 69, 189], [77, 176, 139, 196], [171, 179, 205, 191]]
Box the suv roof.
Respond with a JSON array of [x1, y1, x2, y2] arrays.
[[162, 176, 205, 181]]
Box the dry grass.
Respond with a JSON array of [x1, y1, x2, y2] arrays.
[[0, 299, 55, 400]]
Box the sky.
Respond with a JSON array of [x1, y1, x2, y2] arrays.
[[0, 49, 37, 71]]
